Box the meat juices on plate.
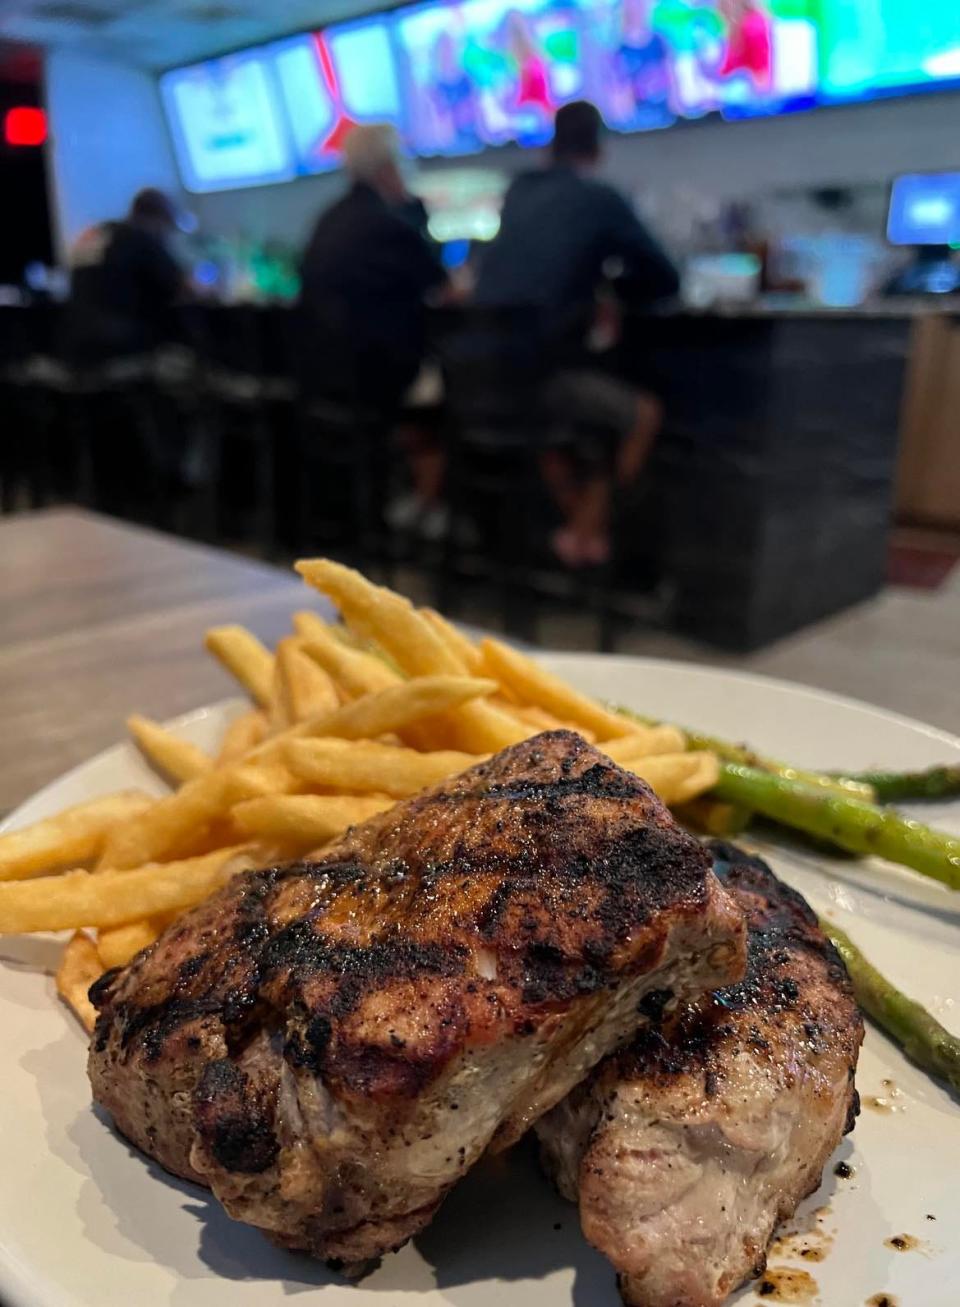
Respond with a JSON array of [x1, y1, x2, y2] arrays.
[[88, 732, 746, 1269], [536, 841, 863, 1307]]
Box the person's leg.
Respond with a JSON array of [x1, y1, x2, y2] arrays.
[[379, 355, 448, 530], [399, 422, 446, 505], [395, 361, 447, 507], [569, 379, 662, 565], [543, 371, 661, 567], [539, 447, 579, 518], [386, 420, 448, 537], [566, 473, 613, 566], [543, 372, 614, 567], [546, 371, 647, 566], [616, 388, 663, 485], [541, 447, 591, 568]]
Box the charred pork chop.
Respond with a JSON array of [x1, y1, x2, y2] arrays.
[[89, 732, 746, 1267], [537, 841, 862, 1307]]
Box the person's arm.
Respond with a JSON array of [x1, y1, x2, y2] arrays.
[[602, 187, 680, 302], [387, 212, 450, 301]]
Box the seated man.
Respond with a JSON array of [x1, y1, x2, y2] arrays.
[[474, 100, 679, 567], [65, 188, 186, 367], [299, 126, 449, 520]]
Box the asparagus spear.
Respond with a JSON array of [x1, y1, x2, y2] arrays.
[[613, 707, 875, 802], [819, 917, 960, 1095], [683, 730, 876, 802], [713, 762, 960, 890], [833, 765, 960, 805]]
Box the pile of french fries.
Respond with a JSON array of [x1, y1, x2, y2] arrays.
[[0, 559, 719, 1034]]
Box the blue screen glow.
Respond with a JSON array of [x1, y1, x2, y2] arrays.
[[888, 173, 960, 246]]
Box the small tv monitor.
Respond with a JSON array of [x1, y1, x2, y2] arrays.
[[887, 173, 960, 246], [161, 53, 294, 192]]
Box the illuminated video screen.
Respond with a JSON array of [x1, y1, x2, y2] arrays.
[[162, 17, 400, 190], [393, 0, 819, 157], [162, 51, 294, 192], [160, 4, 960, 192]]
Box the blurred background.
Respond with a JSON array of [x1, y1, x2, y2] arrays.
[[2, 0, 959, 655]]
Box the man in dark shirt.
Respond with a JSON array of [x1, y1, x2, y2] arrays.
[[299, 124, 447, 414], [475, 100, 679, 567], [66, 188, 185, 366]]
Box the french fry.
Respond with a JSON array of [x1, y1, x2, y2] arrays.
[[599, 727, 688, 762], [0, 791, 153, 882], [127, 714, 213, 784], [623, 752, 721, 806], [297, 559, 461, 676], [297, 561, 528, 753], [300, 629, 402, 699], [479, 638, 640, 742], [293, 610, 364, 650], [97, 772, 233, 870], [232, 794, 393, 847], [285, 738, 479, 798], [204, 626, 275, 708], [56, 932, 103, 1033], [292, 676, 499, 745], [0, 845, 254, 934], [97, 919, 160, 969], [216, 709, 268, 765], [102, 756, 293, 865], [227, 756, 303, 801], [508, 703, 598, 743], [104, 678, 496, 868], [272, 637, 340, 725], [420, 608, 483, 673], [291, 610, 331, 642]]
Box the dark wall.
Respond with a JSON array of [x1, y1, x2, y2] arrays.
[[0, 63, 53, 285]]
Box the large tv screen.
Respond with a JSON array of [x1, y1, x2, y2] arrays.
[[161, 3, 960, 193], [271, 21, 403, 175], [392, 0, 819, 157], [819, 1, 960, 102], [162, 51, 294, 192], [162, 17, 402, 190]]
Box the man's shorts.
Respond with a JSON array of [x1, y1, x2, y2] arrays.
[[544, 369, 639, 468]]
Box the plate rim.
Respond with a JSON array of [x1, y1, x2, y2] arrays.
[[2, 654, 959, 1307], [542, 651, 960, 751]]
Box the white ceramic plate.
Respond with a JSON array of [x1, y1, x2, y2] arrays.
[[2, 655, 959, 1307]]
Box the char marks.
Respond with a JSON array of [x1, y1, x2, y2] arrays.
[[93, 732, 715, 1093], [88, 729, 747, 1265], [613, 840, 859, 1089]]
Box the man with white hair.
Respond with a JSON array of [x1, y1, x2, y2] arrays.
[[299, 123, 447, 417]]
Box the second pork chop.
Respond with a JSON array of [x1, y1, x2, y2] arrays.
[[89, 731, 745, 1268], [537, 840, 863, 1307]]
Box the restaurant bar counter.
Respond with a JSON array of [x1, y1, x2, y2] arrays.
[[617, 307, 923, 650]]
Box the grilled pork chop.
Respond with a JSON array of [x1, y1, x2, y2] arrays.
[[537, 841, 863, 1307], [89, 732, 746, 1267]]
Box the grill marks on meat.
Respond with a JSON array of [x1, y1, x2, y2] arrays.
[[88, 732, 746, 1266], [536, 841, 863, 1307]]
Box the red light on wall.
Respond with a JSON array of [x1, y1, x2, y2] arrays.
[[4, 107, 47, 147]]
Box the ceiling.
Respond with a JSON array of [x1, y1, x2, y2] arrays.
[[0, 0, 381, 70]]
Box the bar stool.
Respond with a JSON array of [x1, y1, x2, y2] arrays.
[[435, 305, 552, 640]]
